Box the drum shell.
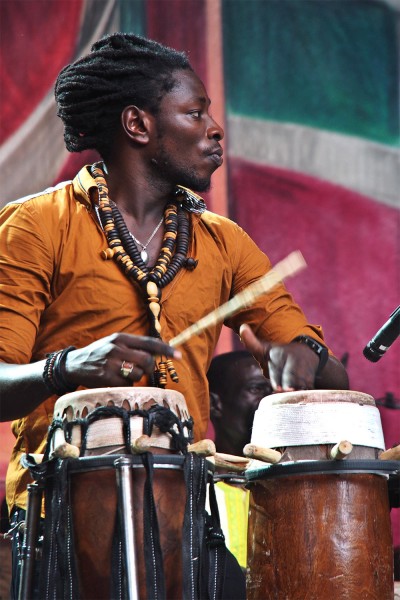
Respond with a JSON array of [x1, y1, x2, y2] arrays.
[[49, 388, 192, 600], [70, 457, 186, 600], [247, 471, 394, 600]]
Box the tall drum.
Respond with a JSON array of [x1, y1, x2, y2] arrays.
[[246, 390, 396, 600], [37, 387, 202, 600]]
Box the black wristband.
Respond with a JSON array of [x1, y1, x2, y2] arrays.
[[292, 335, 329, 375], [43, 346, 77, 396]]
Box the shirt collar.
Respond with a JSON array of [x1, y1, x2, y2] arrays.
[[72, 164, 98, 208], [71, 164, 207, 228]]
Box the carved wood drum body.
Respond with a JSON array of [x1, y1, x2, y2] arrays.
[[48, 387, 193, 600], [246, 390, 394, 600]]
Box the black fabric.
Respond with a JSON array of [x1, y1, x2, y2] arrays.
[[220, 549, 246, 600], [200, 510, 246, 600]]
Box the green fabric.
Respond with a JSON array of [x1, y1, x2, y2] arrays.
[[222, 0, 399, 145], [119, 0, 146, 36]]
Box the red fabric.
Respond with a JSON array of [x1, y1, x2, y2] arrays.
[[146, 0, 208, 84], [54, 150, 100, 185], [230, 158, 399, 403], [0, 0, 83, 143]]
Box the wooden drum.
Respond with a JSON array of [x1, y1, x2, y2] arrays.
[[43, 387, 194, 600], [246, 390, 395, 600]]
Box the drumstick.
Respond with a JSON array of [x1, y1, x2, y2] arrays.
[[169, 250, 306, 348], [243, 443, 282, 464], [330, 440, 353, 460], [379, 443, 400, 461]]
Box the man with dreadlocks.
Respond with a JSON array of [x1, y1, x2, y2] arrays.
[[0, 33, 348, 598]]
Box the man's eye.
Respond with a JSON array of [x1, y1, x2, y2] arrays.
[[247, 384, 272, 395], [190, 111, 201, 118]]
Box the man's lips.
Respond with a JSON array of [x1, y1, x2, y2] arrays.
[[207, 147, 223, 166]]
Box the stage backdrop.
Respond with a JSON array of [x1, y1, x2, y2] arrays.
[[1, 0, 399, 545]]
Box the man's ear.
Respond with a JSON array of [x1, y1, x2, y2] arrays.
[[121, 105, 153, 144], [210, 391, 223, 422]]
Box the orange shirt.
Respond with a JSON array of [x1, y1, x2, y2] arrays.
[[0, 165, 326, 511]]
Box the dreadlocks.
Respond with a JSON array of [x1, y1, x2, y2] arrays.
[[54, 32, 192, 158]]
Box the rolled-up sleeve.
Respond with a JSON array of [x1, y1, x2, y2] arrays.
[[224, 222, 326, 346], [0, 202, 54, 363]]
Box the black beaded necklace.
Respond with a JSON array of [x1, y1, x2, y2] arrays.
[[91, 162, 198, 387]]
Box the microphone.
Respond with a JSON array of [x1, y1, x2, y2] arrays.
[[363, 305, 400, 362]]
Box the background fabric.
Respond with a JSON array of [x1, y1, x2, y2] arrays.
[[0, 0, 399, 551]]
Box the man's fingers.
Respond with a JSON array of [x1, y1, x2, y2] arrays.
[[119, 359, 145, 382], [240, 324, 272, 378], [240, 324, 267, 357], [239, 327, 321, 393], [110, 332, 182, 359]]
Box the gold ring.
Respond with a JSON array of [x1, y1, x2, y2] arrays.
[[120, 361, 135, 378]]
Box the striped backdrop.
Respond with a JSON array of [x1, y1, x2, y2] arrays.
[[1, 0, 399, 544]]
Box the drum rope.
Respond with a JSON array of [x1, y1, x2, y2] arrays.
[[205, 475, 227, 600], [111, 533, 123, 600], [183, 452, 207, 600], [43, 404, 194, 459], [142, 452, 166, 600], [26, 407, 230, 599], [36, 458, 80, 600]]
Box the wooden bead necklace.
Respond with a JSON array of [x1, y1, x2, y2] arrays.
[[91, 162, 192, 387]]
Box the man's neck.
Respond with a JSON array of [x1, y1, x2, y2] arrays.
[[103, 158, 175, 225]]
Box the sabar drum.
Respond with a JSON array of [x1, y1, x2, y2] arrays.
[[35, 387, 209, 600], [246, 390, 396, 600]]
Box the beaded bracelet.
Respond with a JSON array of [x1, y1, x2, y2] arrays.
[[43, 346, 77, 396]]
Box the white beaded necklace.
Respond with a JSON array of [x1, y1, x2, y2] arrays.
[[129, 216, 164, 264]]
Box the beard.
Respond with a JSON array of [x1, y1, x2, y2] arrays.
[[151, 145, 212, 193]]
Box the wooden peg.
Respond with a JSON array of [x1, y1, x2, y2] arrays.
[[29, 454, 44, 465], [379, 443, 400, 461], [188, 439, 216, 457], [212, 452, 250, 472], [131, 435, 152, 453], [243, 443, 282, 464], [330, 440, 353, 460], [50, 427, 80, 459]]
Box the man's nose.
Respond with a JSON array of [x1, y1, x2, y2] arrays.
[[206, 117, 224, 141]]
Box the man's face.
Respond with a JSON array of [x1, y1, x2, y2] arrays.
[[150, 69, 224, 192], [223, 357, 272, 451]]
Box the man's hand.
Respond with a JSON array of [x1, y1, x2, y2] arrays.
[[64, 332, 181, 388], [239, 324, 320, 392], [0, 332, 181, 422]]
